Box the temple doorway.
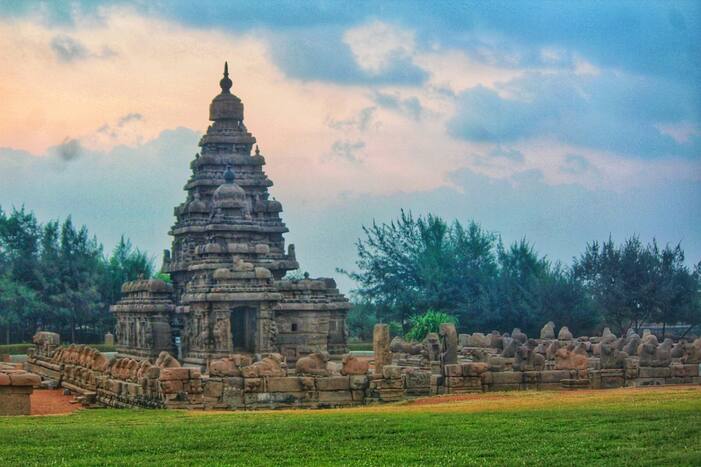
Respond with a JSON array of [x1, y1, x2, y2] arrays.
[[231, 307, 257, 353]]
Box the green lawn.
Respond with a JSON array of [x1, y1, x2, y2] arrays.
[[1, 387, 700, 466]]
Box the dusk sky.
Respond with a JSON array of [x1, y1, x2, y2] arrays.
[[0, 1, 699, 292]]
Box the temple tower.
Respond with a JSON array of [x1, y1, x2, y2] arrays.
[[113, 63, 349, 365]]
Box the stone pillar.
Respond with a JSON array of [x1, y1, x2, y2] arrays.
[[104, 332, 114, 346], [439, 323, 458, 366], [373, 324, 391, 376]]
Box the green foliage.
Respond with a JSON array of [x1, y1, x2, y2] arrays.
[[345, 211, 597, 336], [406, 309, 457, 341], [346, 211, 699, 337], [154, 272, 172, 283], [0, 390, 699, 465], [346, 301, 377, 342], [573, 237, 701, 335], [0, 205, 154, 344]]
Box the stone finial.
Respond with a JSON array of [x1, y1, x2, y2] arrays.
[[220, 61, 232, 93], [223, 164, 235, 184], [255, 145, 260, 156]]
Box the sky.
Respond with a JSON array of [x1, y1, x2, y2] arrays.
[[0, 0, 699, 292]]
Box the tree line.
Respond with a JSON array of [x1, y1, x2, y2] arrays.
[[0, 206, 154, 344], [344, 211, 701, 340]]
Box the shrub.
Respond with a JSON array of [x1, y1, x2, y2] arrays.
[[405, 309, 458, 342]]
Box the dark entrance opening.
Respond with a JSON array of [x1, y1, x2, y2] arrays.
[[231, 307, 257, 353]]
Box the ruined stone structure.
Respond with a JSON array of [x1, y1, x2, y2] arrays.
[[110, 63, 350, 365], [24, 324, 701, 411]]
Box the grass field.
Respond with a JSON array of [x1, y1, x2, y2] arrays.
[[1, 386, 700, 466]]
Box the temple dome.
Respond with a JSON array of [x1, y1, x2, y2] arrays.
[[209, 62, 244, 122], [187, 193, 208, 214], [213, 165, 246, 209]]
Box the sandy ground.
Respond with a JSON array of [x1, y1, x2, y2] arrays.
[[30, 389, 81, 416]]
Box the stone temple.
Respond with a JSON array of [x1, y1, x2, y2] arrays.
[[110, 63, 350, 366]]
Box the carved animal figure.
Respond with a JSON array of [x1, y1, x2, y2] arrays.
[[295, 352, 330, 376], [155, 351, 181, 368], [638, 338, 667, 367], [241, 353, 286, 378], [558, 326, 574, 340], [341, 354, 369, 375], [623, 334, 641, 355], [208, 354, 253, 377], [540, 321, 556, 339], [513, 346, 545, 371], [511, 328, 527, 344], [389, 337, 424, 355], [681, 338, 701, 364], [501, 338, 519, 358], [488, 331, 504, 349], [671, 341, 687, 359], [600, 343, 628, 369], [554, 348, 588, 371], [546, 340, 560, 361]]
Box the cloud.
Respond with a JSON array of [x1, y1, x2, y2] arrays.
[[488, 146, 524, 162], [326, 107, 375, 132], [329, 140, 366, 163], [50, 35, 89, 62], [50, 34, 117, 63], [53, 137, 83, 162], [266, 28, 428, 85], [0, 128, 198, 261], [371, 92, 423, 120], [448, 72, 701, 158], [116, 112, 144, 127], [560, 154, 595, 175]]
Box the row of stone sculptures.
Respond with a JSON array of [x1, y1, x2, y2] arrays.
[[387, 322, 701, 373], [207, 351, 369, 378]]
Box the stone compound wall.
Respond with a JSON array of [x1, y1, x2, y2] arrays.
[[23, 324, 701, 411]]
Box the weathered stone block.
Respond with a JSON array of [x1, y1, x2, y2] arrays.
[[382, 365, 402, 380], [376, 378, 403, 390], [349, 375, 369, 390], [204, 380, 224, 398], [444, 364, 462, 377], [461, 362, 489, 377], [540, 370, 571, 384], [159, 368, 190, 381], [490, 372, 523, 385], [671, 364, 699, 378], [160, 380, 183, 393], [639, 367, 671, 379], [8, 373, 41, 387], [222, 387, 243, 407], [243, 378, 262, 392], [0, 386, 32, 415], [445, 376, 465, 388], [403, 369, 431, 388], [267, 376, 305, 393], [223, 376, 244, 389], [317, 390, 353, 404], [316, 376, 350, 391]]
